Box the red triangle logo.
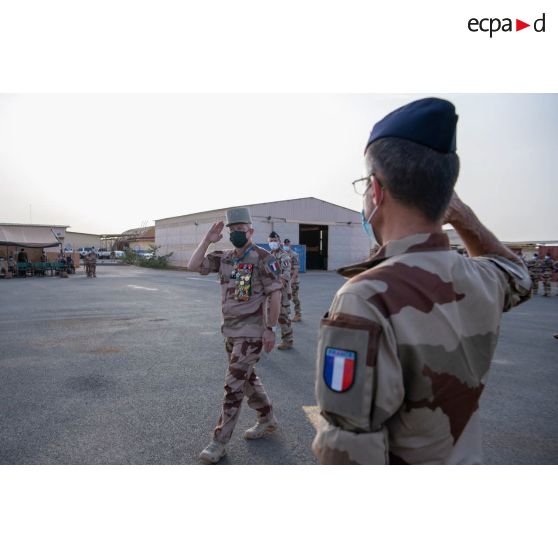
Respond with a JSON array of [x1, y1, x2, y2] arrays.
[[516, 19, 530, 31]]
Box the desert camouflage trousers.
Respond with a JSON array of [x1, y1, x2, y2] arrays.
[[213, 337, 273, 444], [530, 274, 540, 294], [278, 285, 293, 344], [85, 262, 96, 277], [291, 281, 301, 316], [542, 272, 551, 296]]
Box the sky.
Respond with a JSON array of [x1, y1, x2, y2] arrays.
[[0, 93, 556, 241]]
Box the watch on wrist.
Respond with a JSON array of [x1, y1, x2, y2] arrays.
[[267, 325, 277, 333]]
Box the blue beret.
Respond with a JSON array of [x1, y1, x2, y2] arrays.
[[365, 97, 458, 154]]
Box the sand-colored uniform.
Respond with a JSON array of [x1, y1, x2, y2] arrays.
[[288, 249, 302, 317], [85, 252, 97, 278], [527, 257, 542, 295], [312, 232, 531, 465], [541, 257, 553, 296], [199, 244, 282, 443], [271, 248, 293, 345]]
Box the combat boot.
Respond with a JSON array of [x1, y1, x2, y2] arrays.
[[292, 314, 302, 322], [199, 440, 227, 464], [277, 341, 293, 350], [244, 417, 278, 440]]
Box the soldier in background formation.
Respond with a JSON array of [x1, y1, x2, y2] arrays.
[[85, 250, 97, 278], [268, 231, 294, 350], [541, 253, 554, 296], [283, 239, 302, 322], [188, 208, 282, 464], [527, 253, 542, 295], [528, 252, 555, 296], [312, 98, 531, 465]]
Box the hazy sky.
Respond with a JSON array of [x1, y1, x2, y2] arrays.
[[0, 94, 556, 241]]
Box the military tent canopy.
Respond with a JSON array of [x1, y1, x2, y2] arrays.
[[0, 225, 61, 248]]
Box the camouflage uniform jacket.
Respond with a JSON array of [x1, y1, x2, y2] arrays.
[[200, 244, 282, 337], [271, 248, 291, 283], [313, 232, 531, 465], [527, 258, 542, 276], [288, 250, 300, 283]]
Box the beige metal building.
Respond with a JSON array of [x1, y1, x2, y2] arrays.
[[64, 231, 102, 251], [155, 197, 372, 270]]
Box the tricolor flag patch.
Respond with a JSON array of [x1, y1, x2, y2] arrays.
[[268, 259, 280, 275], [323, 347, 356, 393]]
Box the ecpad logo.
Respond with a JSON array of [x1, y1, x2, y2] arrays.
[[468, 13, 546, 37]]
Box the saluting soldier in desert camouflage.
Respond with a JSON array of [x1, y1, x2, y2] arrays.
[[283, 238, 302, 322], [268, 231, 294, 350], [312, 98, 531, 465], [188, 207, 283, 464]]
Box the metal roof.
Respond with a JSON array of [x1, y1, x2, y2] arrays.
[[156, 197, 361, 225]]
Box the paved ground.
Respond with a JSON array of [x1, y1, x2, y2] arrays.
[[1, 266, 557, 464]]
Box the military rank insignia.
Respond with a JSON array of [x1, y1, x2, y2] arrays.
[[323, 347, 356, 392], [231, 263, 254, 301]]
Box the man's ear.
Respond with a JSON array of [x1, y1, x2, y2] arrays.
[[372, 177, 384, 206]]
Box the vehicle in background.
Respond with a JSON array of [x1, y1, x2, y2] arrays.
[[113, 250, 125, 258], [97, 249, 112, 259], [135, 249, 154, 260], [78, 247, 92, 258]]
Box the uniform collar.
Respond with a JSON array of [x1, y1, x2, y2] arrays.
[[338, 232, 450, 278]]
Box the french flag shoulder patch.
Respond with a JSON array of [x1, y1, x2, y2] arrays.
[[323, 347, 356, 393], [268, 258, 280, 275]]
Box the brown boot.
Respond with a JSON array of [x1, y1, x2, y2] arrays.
[[277, 341, 293, 350], [292, 315, 302, 322]]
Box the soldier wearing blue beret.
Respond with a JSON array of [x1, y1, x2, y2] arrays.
[[312, 98, 532, 465]]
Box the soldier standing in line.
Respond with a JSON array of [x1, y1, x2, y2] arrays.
[[283, 238, 302, 322], [527, 253, 541, 295], [89, 249, 97, 278], [188, 208, 283, 464], [268, 231, 293, 350], [312, 98, 531, 465], [541, 253, 554, 297], [84, 251, 91, 277]]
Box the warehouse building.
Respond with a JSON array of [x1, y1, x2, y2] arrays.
[[155, 197, 373, 270], [64, 230, 102, 252]]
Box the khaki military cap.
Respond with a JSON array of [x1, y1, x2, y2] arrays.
[[225, 207, 252, 227]]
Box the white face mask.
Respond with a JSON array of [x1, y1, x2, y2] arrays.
[[269, 241, 279, 250], [283, 246, 290, 251]]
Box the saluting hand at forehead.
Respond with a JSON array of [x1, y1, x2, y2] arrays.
[[205, 221, 225, 244]]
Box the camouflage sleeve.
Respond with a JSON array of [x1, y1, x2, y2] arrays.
[[312, 291, 404, 465], [280, 253, 291, 281], [259, 254, 282, 295], [475, 255, 532, 311], [199, 250, 224, 275], [291, 252, 300, 272]]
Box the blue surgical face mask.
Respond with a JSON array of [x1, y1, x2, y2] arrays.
[[361, 187, 383, 246], [269, 241, 279, 250], [283, 246, 290, 252]]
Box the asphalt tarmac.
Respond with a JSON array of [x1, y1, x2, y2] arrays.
[[1, 265, 557, 465]]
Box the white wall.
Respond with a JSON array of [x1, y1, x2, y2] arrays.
[[327, 223, 372, 270]]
